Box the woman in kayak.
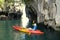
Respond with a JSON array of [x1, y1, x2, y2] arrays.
[[28, 20, 37, 30]]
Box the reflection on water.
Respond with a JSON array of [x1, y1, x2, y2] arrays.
[[13, 31, 25, 40], [0, 20, 60, 40]]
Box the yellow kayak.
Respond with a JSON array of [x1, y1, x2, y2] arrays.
[[13, 26, 44, 35]]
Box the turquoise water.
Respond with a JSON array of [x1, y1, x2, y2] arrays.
[[0, 20, 60, 40]]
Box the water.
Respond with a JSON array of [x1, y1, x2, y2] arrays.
[[0, 20, 60, 40]]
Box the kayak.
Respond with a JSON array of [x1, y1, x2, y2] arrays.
[[12, 26, 44, 35]]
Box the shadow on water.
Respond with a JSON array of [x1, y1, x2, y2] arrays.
[[0, 20, 60, 40]]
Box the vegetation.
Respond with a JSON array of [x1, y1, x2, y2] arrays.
[[0, 0, 5, 8], [22, 0, 34, 4], [5, 0, 14, 3], [0, 0, 34, 11]]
